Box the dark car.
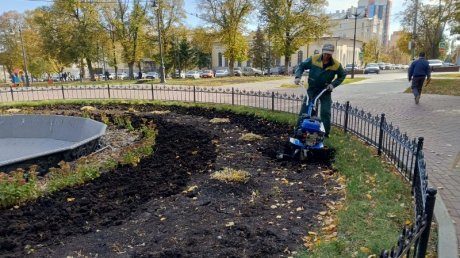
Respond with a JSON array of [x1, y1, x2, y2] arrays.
[[364, 63, 380, 74]]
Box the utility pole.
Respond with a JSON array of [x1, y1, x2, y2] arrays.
[[153, 0, 166, 83], [18, 28, 30, 87], [411, 0, 419, 60]]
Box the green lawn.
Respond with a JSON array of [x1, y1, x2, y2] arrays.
[[404, 78, 460, 96], [280, 77, 367, 88]]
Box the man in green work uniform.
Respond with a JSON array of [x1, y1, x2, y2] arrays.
[[294, 43, 346, 137]]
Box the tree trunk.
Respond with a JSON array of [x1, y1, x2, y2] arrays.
[[80, 58, 85, 82], [229, 58, 234, 77], [86, 58, 95, 81], [284, 55, 290, 76], [128, 62, 134, 80]]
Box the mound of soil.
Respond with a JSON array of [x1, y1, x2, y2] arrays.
[[0, 105, 339, 257]]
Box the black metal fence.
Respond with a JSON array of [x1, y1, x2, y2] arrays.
[[0, 84, 436, 257]]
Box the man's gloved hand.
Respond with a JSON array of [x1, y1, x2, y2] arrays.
[[294, 77, 301, 85], [326, 84, 334, 91]]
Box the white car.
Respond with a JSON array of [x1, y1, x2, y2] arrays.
[[145, 72, 158, 79], [117, 72, 128, 80], [185, 70, 201, 79], [215, 69, 229, 77], [428, 59, 443, 68]]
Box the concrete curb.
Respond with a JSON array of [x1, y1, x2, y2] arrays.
[[435, 192, 458, 257]]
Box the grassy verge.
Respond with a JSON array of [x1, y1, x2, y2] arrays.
[[302, 129, 413, 257], [404, 78, 460, 96], [431, 73, 460, 78], [0, 100, 424, 257], [280, 77, 367, 88], [2, 76, 290, 88]]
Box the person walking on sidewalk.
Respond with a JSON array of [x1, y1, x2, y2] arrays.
[[408, 52, 431, 104], [294, 43, 346, 137]]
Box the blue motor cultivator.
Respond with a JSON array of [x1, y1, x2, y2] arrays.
[[277, 88, 331, 161]]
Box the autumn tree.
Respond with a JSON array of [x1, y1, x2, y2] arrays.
[[199, 0, 252, 76], [191, 28, 214, 69], [34, 0, 103, 80], [400, 0, 456, 58], [148, 0, 186, 76], [259, 0, 329, 72], [0, 11, 24, 75], [362, 38, 380, 64]]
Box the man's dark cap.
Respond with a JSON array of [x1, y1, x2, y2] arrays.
[[419, 52, 425, 57]]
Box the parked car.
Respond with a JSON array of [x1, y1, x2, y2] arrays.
[[234, 67, 243, 76], [172, 70, 185, 79], [117, 72, 128, 80], [378, 62, 386, 70], [200, 70, 214, 78], [215, 69, 229, 77], [402, 64, 409, 69], [145, 71, 158, 79], [242, 67, 263, 76], [384, 63, 393, 70], [267, 66, 287, 75], [345, 64, 360, 73], [364, 63, 380, 74], [428, 59, 444, 68], [185, 70, 201, 79]]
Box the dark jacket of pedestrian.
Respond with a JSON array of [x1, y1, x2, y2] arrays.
[[408, 57, 431, 81]]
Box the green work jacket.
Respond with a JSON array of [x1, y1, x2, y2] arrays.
[[295, 54, 346, 90]]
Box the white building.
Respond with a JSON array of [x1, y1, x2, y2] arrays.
[[211, 37, 364, 70], [327, 8, 384, 44]]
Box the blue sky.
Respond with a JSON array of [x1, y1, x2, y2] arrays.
[[0, 0, 405, 33]]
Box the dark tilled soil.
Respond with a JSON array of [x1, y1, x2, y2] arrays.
[[0, 105, 339, 257]]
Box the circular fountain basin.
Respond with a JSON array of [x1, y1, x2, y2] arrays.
[[0, 114, 106, 172]]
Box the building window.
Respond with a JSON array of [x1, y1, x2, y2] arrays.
[[276, 58, 280, 66], [218, 52, 222, 67], [224, 58, 228, 67], [238, 60, 242, 67], [297, 51, 303, 65]]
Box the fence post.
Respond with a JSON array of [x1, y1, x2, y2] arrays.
[[10, 86, 14, 101], [193, 85, 196, 103], [231, 87, 234, 106], [271, 92, 275, 111], [377, 113, 386, 156], [417, 187, 437, 258], [151, 84, 154, 101], [343, 101, 350, 133], [107, 84, 111, 99], [61, 85, 65, 99], [412, 137, 424, 189]]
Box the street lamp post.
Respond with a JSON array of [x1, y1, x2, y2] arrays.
[[18, 28, 30, 87], [346, 11, 364, 79], [152, 0, 166, 83]]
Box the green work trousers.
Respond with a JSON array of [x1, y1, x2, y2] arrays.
[[297, 88, 332, 136]]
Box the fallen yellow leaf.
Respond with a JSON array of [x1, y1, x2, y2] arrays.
[[67, 197, 75, 202], [360, 247, 371, 254]]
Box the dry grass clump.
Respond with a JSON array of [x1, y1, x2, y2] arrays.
[[209, 117, 230, 124], [5, 108, 22, 113], [239, 133, 264, 142], [80, 106, 96, 112], [210, 168, 250, 183], [151, 110, 171, 115]]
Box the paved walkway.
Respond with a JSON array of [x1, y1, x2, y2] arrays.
[[231, 72, 460, 256]]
